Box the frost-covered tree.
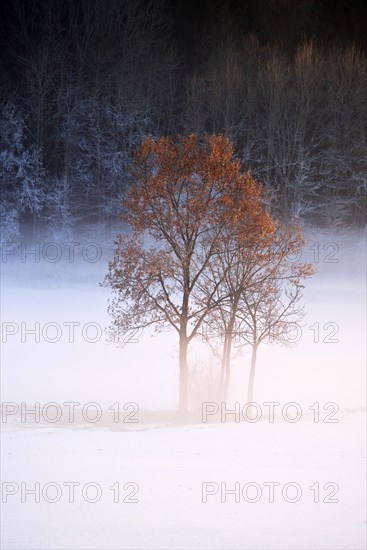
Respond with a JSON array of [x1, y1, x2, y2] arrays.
[[45, 176, 74, 240], [0, 100, 44, 241], [63, 91, 151, 225]]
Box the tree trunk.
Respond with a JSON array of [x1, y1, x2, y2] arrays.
[[247, 343, 258, 404], [178, 334, 189, 417], [222, 317, 235, 401], [220, 334, 228, 399], [179, 281, 190, 419], [223, 322, 234, 401]]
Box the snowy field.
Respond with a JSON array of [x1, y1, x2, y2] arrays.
[[1, 229, 366, 549], [1, 413, 366, 549]]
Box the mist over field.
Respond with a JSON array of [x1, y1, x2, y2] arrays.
[[1, 228, 366, 550], [1, 227, 365, 411]]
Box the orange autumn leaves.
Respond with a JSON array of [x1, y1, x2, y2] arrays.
[[105, 134, 314, 412], [124, 134, 274, 248]]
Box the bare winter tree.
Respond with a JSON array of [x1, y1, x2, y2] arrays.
[[1, 0, 366, 237], [0, 97, 44, 241], [201, 221, 315, 401], [183, 37, 366, 228], [237, 271, 308, 404]]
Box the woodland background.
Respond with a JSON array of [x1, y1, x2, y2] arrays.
[[1, 0, 366, 243]]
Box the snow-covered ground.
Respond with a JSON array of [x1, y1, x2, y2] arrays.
[[1, 228, 366, 548], [1, 412, 366, 550]]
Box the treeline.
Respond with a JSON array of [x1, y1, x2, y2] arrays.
[[0, 0, 366, 242]]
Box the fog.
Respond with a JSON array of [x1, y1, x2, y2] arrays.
[[1, 227, 365, 411], [1, 227, 366, 550]]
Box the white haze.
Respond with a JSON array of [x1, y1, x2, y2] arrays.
[[1, 227, 365, 411], [1, 227, 366, 550]]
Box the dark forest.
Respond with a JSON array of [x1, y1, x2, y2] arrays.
[[1, 0, 366, 242]]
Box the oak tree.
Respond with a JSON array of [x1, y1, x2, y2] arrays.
[[105, 134, 272, 415]]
